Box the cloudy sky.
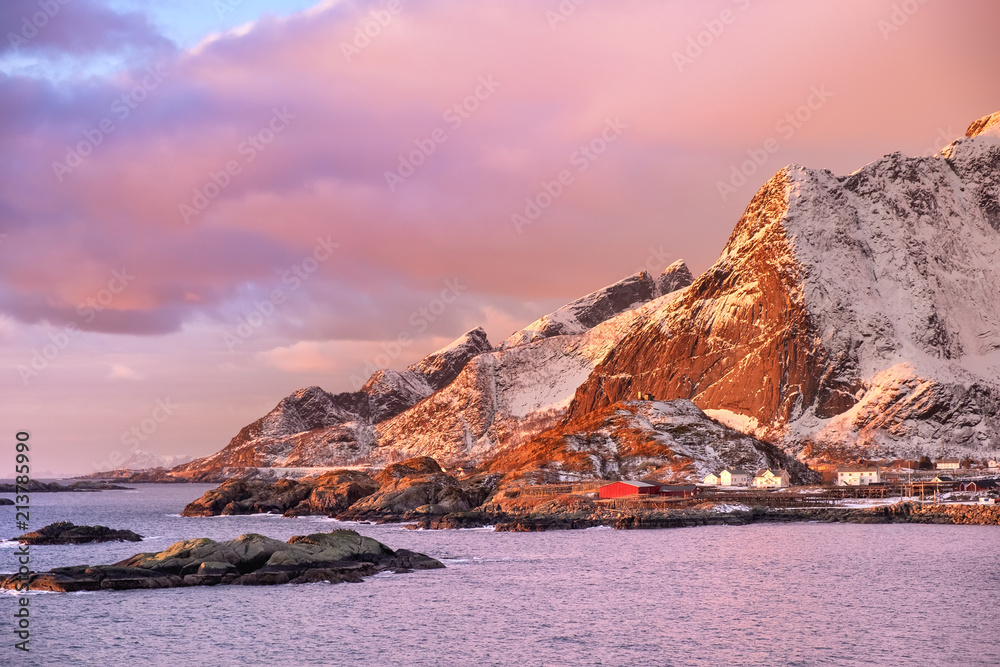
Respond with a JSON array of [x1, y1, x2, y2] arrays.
[[2, 0, 998, 475]]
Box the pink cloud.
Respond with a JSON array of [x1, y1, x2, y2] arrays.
[[1, 1, 999, 413]]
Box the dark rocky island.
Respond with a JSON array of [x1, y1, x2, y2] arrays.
[[1, 530, 442, 592], [13, 522, 143, 545], [0, 480, 132, 493]]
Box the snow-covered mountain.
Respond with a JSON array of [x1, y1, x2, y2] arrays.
[[119, 450, 192, 470], [572, 111, 1000, 461], [175, 110, 1000, 480], [173, 264, 694, 478]]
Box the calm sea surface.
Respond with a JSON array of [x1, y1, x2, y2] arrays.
[[1, 484, 998, 666]]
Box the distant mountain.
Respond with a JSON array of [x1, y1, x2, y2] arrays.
[[119, 450, 192, 471], [173, 110, 1000, 481]]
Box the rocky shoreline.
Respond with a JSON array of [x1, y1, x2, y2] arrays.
[[176, 457, 1000, 533], [1, 530, 442, 592], [416, 502, 1000, 532]]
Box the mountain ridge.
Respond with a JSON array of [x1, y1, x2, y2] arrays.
[[168, 110, 1000, 480]]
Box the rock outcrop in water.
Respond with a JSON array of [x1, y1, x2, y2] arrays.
[[338, 457, 502, 522], [13, 522, 143, 545], [181, 470, 379, 517], [1, 530, 443, 592]]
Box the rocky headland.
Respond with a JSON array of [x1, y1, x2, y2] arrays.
[[181, 456, 502, 522], [1, 530, 442, 592], [0, 480, 132, 493]]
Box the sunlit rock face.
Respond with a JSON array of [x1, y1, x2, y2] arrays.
[[572, 113, 1000, 462]]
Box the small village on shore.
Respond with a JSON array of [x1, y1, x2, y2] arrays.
[[497, 456, 1000, 516]]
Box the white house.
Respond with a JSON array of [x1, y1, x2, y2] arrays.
[[752, 469, 790, 488], [702, 473, 721, 485], [836, 466, 881, 486], [720, 469, 750, 486], [936, 458, 961, 470]]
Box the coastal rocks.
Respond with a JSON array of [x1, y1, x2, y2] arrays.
[[179, 470, 381, 518], [283, 470, 380, 516], [18, 566, 184, 592], [907, 503, 1000, 525], [180, 456, 502, 523], [1, 530, 443, 592], [339, 459, 501, 522], [13, 522, 143, 545], [180, 478, 315, 516]]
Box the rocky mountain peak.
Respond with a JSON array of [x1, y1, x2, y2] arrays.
[[658, 260, 694, 295], [966, 111, 1000, 138], [406, 326, 493, 389], [501, 264, 694, 350]]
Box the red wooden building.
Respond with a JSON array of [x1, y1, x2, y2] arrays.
[[598, 481, 660, 499], [597, 481, 701, 499]]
